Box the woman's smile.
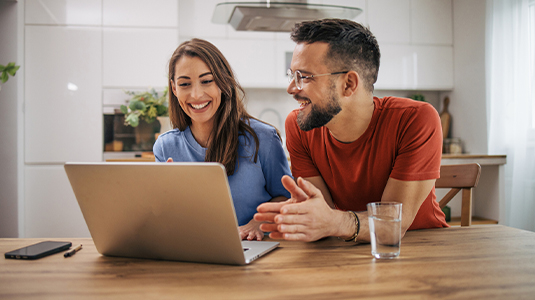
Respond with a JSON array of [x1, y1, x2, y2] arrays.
[[190, 101, 211, 110]]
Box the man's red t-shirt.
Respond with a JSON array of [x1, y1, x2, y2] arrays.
[[285, 96, 448, 230]]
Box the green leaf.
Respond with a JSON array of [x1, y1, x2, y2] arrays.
[[0, 65, 5, 72], [6, 62, 15, 68], [129, 100, 146, 111], [120, 105, 128, 114], [147, 106, 157, 119], [7, 65, 20, 76], [156, 105, 168, 116], [1, 72, 8, 83], [409, 94, 426, 102], [125, 114, 139, 127]]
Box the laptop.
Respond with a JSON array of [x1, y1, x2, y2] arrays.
[[64, 162, 279, 265]]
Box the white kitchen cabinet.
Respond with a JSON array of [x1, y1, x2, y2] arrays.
[[25, 25, 102, 163], [411, 0, 453, 45], [413, 45, 453, 90], [366, 0, 453, 90], [215, 38, 277, 88], [227, 28, 276, 40], [375, 44, 453, 90], [103, 28, 178, 88], [25, 0, 102, 26], [368, 0, 411, 44], [103, 0, 178, 27], [322, 0, 367, 26], [179, 0, 227, 39], [24, 165, 90, 238], [275, 39, 297, 88]]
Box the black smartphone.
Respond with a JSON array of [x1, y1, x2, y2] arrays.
[[4, 241, 72, 260]]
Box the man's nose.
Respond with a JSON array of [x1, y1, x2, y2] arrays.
[[287, 78, 298, 95]]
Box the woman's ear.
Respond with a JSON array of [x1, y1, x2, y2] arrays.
[[342, 71, 359, 97]]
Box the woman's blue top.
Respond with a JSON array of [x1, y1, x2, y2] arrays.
[[153, 119, 291, 225]]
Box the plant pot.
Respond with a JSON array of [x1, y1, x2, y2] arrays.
[[157, 116, 172, 134]]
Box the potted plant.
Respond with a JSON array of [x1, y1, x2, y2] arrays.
[[120, 87, 169, 127], [408, 93, 426, 102]]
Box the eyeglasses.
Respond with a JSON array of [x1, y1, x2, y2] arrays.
[[287, 69, 349, 90]]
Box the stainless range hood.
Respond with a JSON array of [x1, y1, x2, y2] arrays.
[[212, 1, 362, 32]]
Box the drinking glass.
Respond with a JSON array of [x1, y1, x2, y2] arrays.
[[367, 202, 402, 259]]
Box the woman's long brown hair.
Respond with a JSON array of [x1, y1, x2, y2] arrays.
[[167, 38, 272, 176]]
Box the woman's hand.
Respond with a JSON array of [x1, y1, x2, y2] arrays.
[[239, 219, 265, 241]]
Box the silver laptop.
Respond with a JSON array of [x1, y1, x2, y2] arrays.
[[64, 162, 279, 265]]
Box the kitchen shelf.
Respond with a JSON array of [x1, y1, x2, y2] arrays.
[[447, 216, 498, 226]]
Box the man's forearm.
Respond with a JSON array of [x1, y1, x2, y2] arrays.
[[355, 211, 370, 243], [334, 210, 371, 243]]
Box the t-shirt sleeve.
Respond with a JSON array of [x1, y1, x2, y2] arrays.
[[285, 110, 321, 178], [259, 126, 292, 199], [390, 103, 442, 181], [153, 137, 165, 162]]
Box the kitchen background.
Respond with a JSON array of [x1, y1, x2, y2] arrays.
[[0, 0, 494, 238]]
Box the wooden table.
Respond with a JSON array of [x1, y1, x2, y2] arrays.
[[1, 225, 534, 299]]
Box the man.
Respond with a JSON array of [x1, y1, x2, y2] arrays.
[[254, 19, 448, 243]]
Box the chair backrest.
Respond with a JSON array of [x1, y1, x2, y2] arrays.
[[435, 163, 481, 226]]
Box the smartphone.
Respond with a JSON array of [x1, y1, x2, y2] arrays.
[[4, 241, 72, 260]]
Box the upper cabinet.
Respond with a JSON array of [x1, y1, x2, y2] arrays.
[[369, 0, 453, 90], [368, 0, 411, 44], [368, 0, 452, 45], [216, 38, 278, 88], [25, 0, 102, 25], [103, 28, 178, 88], [375, 45, 453, 90], [178, 0, 227, 39], [411, 0, 453, 45], [102, 0, 179, 88], [103, 0, 178, 27], [25, 0, 453, 93]]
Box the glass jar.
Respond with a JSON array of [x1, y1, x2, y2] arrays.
[[443, 138, 463, 154]]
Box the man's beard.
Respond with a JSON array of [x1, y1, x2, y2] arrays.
[[296, 86, 342, 131]]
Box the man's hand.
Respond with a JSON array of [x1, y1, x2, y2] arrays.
[[255, 175, 349, 242], [238, 219, 265, 241]]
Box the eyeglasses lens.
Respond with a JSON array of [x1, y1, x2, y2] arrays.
[[287, 70, 303, 90]]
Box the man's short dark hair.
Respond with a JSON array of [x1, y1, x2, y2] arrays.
[[290, 19, 380, 92]]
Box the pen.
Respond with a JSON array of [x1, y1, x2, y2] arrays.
[[64, 244, 82, 257]]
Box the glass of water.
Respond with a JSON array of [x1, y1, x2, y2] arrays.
[[367, 202, 402, 259]]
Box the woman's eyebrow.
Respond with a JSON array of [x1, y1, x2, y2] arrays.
[[176, 72, 212, 80]]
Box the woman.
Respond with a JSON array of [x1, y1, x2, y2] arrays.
[[153, 39, 291, 241]]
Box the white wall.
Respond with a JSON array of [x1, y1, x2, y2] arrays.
[[449, 0, 488, 154], [0, 0, 20, 238]]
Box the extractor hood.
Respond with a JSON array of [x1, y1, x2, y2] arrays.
[[212, 1, 362, 32]]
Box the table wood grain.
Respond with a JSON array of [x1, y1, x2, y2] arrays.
[[1, 225, 534, 299]]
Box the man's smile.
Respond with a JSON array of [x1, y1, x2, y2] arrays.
[[295, 96, 311, 109]]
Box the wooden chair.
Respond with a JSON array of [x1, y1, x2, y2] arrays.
[[436, 163, 481, 226]]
